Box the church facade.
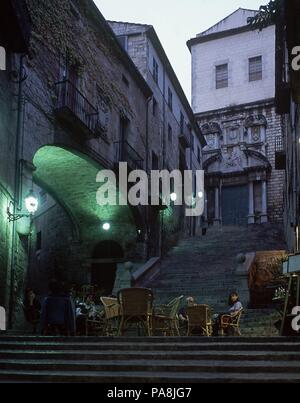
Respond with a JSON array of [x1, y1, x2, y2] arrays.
[[188, 8, 285, 226]]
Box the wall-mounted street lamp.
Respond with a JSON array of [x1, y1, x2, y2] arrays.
[[170, 193, 177, 202], [7, 191, 39, 222]]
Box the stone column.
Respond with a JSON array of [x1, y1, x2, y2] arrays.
[[261, 181, 268, 223], [214, 186, 220, 226], [248, 181, 255, 224]]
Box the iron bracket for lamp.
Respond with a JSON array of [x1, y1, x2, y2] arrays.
[[7, 202, 30, 222]]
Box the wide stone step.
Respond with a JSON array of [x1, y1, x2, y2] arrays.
[[1, 358, 300, 374], [0, 369, 299, 383], [1, 349, 300, 361], [1, 341, 300, 352]]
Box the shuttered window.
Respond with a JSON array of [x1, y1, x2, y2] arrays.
[[249, 56, 262, 82], [216, 64, 228, 89]]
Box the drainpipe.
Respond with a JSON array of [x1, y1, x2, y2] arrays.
[[160, 65, 166, 258], [145, 95, 152, 260], [190, 130, 193, 236], [8, 54, 26, 328], [293, 105, 298, 251]]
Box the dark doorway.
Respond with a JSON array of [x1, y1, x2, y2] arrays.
[[222, 185, 249, 226], [91, 241, 124, 296]]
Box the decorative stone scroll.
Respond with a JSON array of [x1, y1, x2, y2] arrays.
[[244, 115, 267, 128], [201, 122, 222, 135]]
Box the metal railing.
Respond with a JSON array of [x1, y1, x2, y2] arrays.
[[55, 80, 99, 133], [114, 140, 144, 170]]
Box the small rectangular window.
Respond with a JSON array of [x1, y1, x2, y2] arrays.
[[36, 231, 42, 251], [168, 124, 173, 143], [168, 87, 173, 111], [122, 74, 129, 87], [153, 98, 157, 116], [153, 58, 159, 84], [216, 64, 228, 89], [180, 112, 184, 133], [249, 56, 262, 82], [197, 146, 201, 164], [152, 151, 159, 170]]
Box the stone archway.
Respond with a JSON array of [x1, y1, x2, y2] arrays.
[[29, 145, 139, 293], [90, 240, 124, 295]]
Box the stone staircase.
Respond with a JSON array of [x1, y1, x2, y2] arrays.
[[147, 224, 286, 336], [1, 336, 300, 383]]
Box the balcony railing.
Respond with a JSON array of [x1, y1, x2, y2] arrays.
[[55, 80, 99, 137], [179, 124, 191, 149], [114, 140, 144, 170], [275, 135, 286, 170]]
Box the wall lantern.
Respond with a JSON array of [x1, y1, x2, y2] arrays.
[[24, 191, 39, 214], [7, 191, 39, 222], [102, 222, 111, 231], [170, 193, 177, 202]]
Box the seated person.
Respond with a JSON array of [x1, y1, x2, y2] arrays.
[[178, 297, 196, 331], [212, 292, 243, 336], [76, 294, 97, 335]]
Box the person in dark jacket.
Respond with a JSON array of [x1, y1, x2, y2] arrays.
[[39, 280, 76, 336]]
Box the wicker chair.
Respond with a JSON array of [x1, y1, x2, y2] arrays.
[[186, 304, 213, 336], [117, 288, 153, 336], [220, 309, 243, 336], [85, 305, 105, 336], [153, 295, 184, 336], [100, 297, 120, 336]]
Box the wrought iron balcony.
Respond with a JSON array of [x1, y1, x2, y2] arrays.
[[179, 124, 191, 149], [114, 140, 144, 170], [55, 80, 99, 137], [275, 135, 286, 170]]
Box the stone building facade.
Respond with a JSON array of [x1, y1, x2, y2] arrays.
[[109, 22, 206, 247], [275, 0, 300, 252], [188, 8, 285, 226], [0, 0, 205, 326]]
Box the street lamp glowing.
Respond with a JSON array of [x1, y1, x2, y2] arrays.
[[198, 191, 204, 199], [102, 222, 111, 231], [170, 193, 177, 202], [25, 192, 39, 215]]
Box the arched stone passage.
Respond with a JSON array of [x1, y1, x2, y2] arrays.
[[33, 145, 138, 244], [30, 145, 141, 290], [91, 240, 124, 295]]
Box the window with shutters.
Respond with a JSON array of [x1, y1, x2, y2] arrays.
[[249, 56, 262, 82], [216, 64, 228, 89]]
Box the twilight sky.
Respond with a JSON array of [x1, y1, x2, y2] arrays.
[[95, 0, 265, 101]]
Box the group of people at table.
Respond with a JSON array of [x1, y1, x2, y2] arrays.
[[23, 281, 243, 336]]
